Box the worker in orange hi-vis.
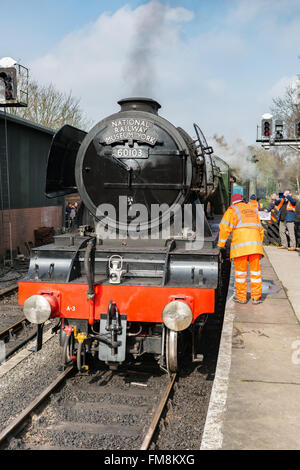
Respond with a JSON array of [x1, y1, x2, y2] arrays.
[[218, 193, 264, 304], [249, 194, 262, 211]]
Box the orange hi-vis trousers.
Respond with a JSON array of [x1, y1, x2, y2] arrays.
[[234, 254, 262, 302]]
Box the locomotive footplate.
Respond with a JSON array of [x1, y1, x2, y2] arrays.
[[98, 305, 127, 362]]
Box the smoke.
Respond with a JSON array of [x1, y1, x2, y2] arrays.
[[211, 134, 258, 180], [122, 1, 193, 97], [122, 1, 167, 96]]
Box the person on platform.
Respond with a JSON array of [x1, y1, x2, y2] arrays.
[[264, 193, 278, 223], [249, 194, 262, 211], [275, 190, 297, 251], [70, 204, 76, 228], [65, 202, 72, 229], [218, 193, 264, 304], [265, 193, 276, 211]]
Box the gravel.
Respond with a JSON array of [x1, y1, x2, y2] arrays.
[[0, 330, 62, 432], [2, 352, 170, 450], [0, 322, 220, 450], [0, 292, 24, 330], [0, 262, 28, 290], [155, 326, 220, 450]]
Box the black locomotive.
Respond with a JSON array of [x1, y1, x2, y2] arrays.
[[20, 97, 232, 373]]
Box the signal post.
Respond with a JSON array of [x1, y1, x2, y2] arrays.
[[257, 114, 300, 153]]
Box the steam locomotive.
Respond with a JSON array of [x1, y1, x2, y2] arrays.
[[19, 98, 232, 373]]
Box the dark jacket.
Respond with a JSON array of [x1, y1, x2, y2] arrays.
[[275, 195, 297, 222], [265, 202, 278, 223], [266, 202, 275, 212]]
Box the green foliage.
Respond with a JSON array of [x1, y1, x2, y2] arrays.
[[258, 198, 268, 209]]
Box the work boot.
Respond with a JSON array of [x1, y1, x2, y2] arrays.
[[252, 298, 262, 304], [288, 248, 295, 251], [233, 296, 247, 304], [278, 246, 286, 249]]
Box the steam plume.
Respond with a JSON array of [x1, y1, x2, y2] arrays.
[[122, 1, 167, 97], [211, 134, 258, 180]]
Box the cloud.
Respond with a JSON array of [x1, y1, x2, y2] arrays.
[[269, 75, 298, 100], [28, 1, 300, 145], [30, 2, 196, 123], [29, 1, 238, 139], [224, 0, 264, 25], [205, 78, 227, 96]]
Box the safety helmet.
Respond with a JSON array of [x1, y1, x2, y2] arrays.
[[232, 193, 243, 204]]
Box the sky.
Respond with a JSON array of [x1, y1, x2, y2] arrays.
[[1, 0, 300, 148]]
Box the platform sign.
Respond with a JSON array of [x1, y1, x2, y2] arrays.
[[259, 211, 271, 221]]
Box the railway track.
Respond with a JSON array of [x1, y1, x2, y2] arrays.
[[0, 365, 74, 445], [0, 314, 226, 451], [0, 362, 177, 450], [0, 257, 230, 451], [0, 286, 39, 362], [0, 318, 36, 360], [0, 284, 181, 450], [0, 283, 18, 298], [140, 372, 177, 450]]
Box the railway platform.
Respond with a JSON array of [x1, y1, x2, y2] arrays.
[[201, 246, 300, 450]]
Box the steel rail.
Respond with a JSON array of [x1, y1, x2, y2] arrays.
[[0, 317, 28, 340], [0, 318, 38, 361], [0, 283, 18, 297], [0, 365, 74, 446], [140, 372, 177, 450]]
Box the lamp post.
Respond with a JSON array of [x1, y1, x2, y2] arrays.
[[0, 58, 28, 266]]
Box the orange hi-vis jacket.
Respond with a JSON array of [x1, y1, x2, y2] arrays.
[[249, 199, 262, 210], [276, 197, 296, 213], [218, 202, 264, 260], [268, 207, 278, 223]]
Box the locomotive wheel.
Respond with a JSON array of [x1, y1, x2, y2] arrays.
[[166, 329, 178, 373], [62, 332, 75, 366]]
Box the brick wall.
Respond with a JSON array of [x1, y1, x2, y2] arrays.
[[0, 206, 62, 260]]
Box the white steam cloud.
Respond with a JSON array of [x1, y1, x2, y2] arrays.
[[123, 1, 194, 96], [211, 135, 258, 180]]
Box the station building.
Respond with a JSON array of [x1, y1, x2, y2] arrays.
[[0, 111, 64, 261]]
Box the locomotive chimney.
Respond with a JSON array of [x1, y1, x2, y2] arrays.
[[117, 97, 161, 115]]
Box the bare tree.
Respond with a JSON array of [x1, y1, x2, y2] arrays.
[[8, 79, 91, 131], [271, 81, 300, 137], [266, 79, 300, 196]]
